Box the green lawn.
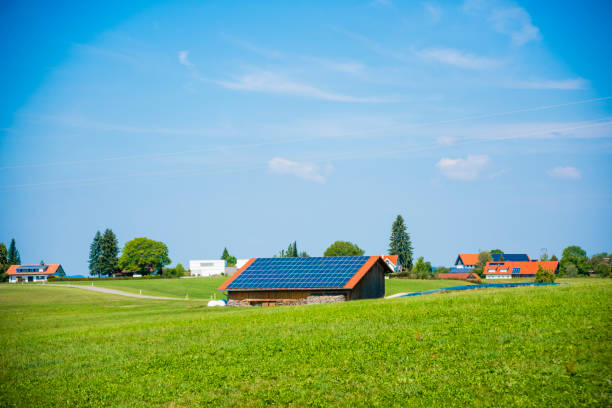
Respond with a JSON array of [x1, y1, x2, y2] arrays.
[[384, 278, 473, 296], [49, 277, 228, 300], [49, 277, 470, 299], [1, 280, 610, 406]]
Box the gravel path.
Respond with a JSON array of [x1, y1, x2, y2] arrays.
[[385, 293, 409, 299], [47, 284, 186, 300]]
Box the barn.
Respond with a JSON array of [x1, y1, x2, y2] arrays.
[[218, 256, 393, 306]]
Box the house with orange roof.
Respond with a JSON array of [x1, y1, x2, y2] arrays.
[[454, 254, 479, 269], [383, 255, 399, 273], [7, 264, 66, 283], [437, 272, 480, 280], [484, 260, 559, 279]]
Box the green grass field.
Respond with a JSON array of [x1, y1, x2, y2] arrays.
[[50, 277, 228, 300], [1, 279, 610, 406], [49, 277, 470, 299]]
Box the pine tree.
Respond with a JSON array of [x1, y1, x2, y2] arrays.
[[98, 229, 119, 276], [388, 215, 413, 270], [88, 231, 102, 277], [7, 238, 20, 265], [0, 243, 8, 282]]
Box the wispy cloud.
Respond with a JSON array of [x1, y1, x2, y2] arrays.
[[178, 50, 193, 67], [332, 27, 410, 62], [509, 78, 588, 90], [490, 6, 540, 46], [435, 155, 490, 180], [424, 2, 442, 22], [463, 1, 540, 46], [268, 157, 331, 183], [419, 48, 501, 69], [547, 166, 581, 180], [212, 71, 392, 103], [220, 34, 284, 59], [302, 56, 365, 74]]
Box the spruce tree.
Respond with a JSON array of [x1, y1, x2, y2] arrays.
[[0, 243, 8, 282], [88, 231, 102, 277], [98, 229, 119, 276], [389, 215, 413, 270], [7, 238, 20, 265]]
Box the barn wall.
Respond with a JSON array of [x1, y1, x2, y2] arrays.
[[228, 289, 349, 302], [350, 261, 385, 300]]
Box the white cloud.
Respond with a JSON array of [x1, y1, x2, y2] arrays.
[[436, 136, 456, 146], [424, 2, 442, 22], [268, 157, 330, 183], [490, 6, 540, 45], [509, 78, 588, 90], [547, 166, 581, 180], [214, 71, 390, 103], [178, 50, 193, 67], [419, 48, 501, 69], [435, 155, 490, 180]]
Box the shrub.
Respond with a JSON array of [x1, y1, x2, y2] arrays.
[[535, 265, 556, 283], [594, 262, 611, 278]]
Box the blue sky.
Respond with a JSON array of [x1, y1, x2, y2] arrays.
[[1, 0, 611, 274]]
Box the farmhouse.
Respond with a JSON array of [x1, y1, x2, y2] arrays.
[[453, 253, 530, 269], [189, 259, 249, 277], [7, 264, 66, 283], [437, 272, 480, 280], [454, 254, 479, 269], [218, 256, 393, 306], [484, 260, 559, 279], [383, 255, 399, 272]]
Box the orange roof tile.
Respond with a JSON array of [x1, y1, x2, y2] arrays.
[[458, 254, 479, 266], [7, 264, 61, 276], [437, 272, 479, 280], [483, 261, 559, 275]]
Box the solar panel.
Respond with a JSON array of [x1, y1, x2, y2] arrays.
[[512, 267, 521, 273], [491, 254, 530, 262], [226, 256, 370, 290]]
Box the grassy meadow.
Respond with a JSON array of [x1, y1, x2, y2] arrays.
[[48, 277, 470, 299], [1, 279, 610, 407]]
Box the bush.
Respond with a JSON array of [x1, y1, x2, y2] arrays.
[[594, 262, 611, 278], [534, 265, 556, 283]]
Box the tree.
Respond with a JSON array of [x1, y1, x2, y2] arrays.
[[389, 215, 414, 271], [0, 243, 8, 282], [540, 251, 549, 261], [435, 266, 450, 274], [551, 254, 558, 261], [175, 263, 186, 276], [560, 246, 590, 276], [413, 257, 433, 279], [534, 265, 556, 283], [324, 241, 365, 257], [118, 237, 171, 275], [490, 249, 503, 254], [473, 251, 493, 278], [88, 231, 102, 277], [277, 241, 309, 258], [98, 229, 119, 276], [590, 252, 609, 268], [221, 247, 237, 266], [564, 263, 578, 278], [7, 238, 20, 265], [594, 262, 611, 277]]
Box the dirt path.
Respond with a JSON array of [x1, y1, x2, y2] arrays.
[[47, 284, 186, 300], [385, 293, 409, 299]]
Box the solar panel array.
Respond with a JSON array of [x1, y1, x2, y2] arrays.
[[226, 256, 370, 290], [491, 254, 530, 262]]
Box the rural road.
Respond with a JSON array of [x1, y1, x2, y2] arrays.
[[47, 284, 186, 300]]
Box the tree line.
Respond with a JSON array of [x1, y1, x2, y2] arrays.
[[0, 239, 21, 282]]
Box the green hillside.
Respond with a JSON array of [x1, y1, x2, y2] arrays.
[[1, 280, 610, 406]]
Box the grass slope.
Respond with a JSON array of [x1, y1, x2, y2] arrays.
[[1, 280, 610, 407], [50, 277, 228, 300], [51, 277, 467, 299]]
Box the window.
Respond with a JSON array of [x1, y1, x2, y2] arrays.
[[500, 269, 508, 273], [487, 269, 496, 273], [512, 268, 521, 274]]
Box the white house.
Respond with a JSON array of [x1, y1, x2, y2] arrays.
[[189, 259, 250, 277], [8, 264, 66, 283]]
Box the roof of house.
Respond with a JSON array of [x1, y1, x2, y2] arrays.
[[457, 254, 479, 265], [7, 264, 63, 276], [491, 253, 531, 262], [218, 256, 393, 291], [383, 255, 399, 266], [484, 261, 559, 275], [437, 272, 479, 280], [449, 267, 474, 273]]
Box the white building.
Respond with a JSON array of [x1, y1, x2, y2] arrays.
[[8, 264, 66, 283], [189, 259, 250, 277]]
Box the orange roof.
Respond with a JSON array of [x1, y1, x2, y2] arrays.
[[437, 272, 479, 280], [458, 254, 479, 266], [7, 264, 62, 276], [383, 255, 399, 265], [484, 261, 559, 275], [217, 258, 256, 290]]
